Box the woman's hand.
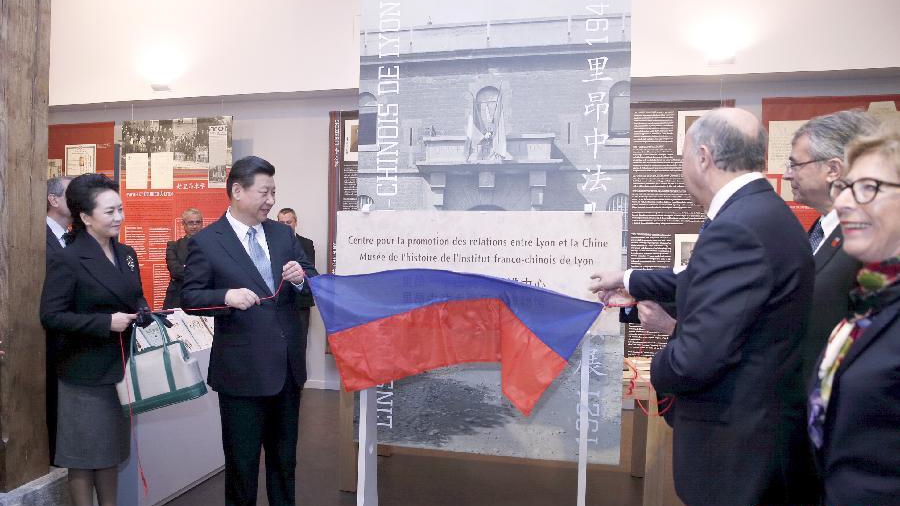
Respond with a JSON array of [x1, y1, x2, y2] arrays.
[[110, 312, 137, 332]]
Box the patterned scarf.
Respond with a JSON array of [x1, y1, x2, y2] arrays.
[[807, 256, 900, 449]]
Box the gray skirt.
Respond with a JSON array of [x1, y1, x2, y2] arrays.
[[55, 379, 130, 469]]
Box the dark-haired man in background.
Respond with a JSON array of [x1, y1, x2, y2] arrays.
[[182, 156, 318, 506], [276, 208, 316, 288], [276, 208, 316, 352]]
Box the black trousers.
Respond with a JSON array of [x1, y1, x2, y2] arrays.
[[218, 378, 302, 506]]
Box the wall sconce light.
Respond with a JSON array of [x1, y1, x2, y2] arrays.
[[690, 15, 752, 68], [137, 44, 187, 93]]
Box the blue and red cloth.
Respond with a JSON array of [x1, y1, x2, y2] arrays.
[[310, 269, 603, 415]]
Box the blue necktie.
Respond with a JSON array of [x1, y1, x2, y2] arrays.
[[246, 227, 275, 293], [809, 219, 825, 252]]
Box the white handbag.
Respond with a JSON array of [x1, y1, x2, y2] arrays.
[[116, 314, 208, 415]]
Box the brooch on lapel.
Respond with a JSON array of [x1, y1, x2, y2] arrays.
[[831, 237, 841, 248], [126, 255, 136, 272]]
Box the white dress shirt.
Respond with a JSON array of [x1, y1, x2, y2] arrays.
[[46, 216, 67, 248], [814, 209, 840, 255], [225, 208, 270, 260], [624, 171, 766, 292], [225, 208, 303, 289]]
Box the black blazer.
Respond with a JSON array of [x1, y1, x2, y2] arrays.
[[633, 179, 816, 506], [800, 225, 861, 386], [295, 233, 316, 308], [814, 286, 900, 505], [46, 223, 64, 257], [163, 235, 190, 309], [181, 215, 319, 396], [40, 232, 147, 385], [618, 269, 678, 324]]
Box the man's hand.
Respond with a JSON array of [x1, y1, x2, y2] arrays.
[[225, 288, 261, 310], [110, 312, 138, 332], [637, 301, 677, 335], [589, 270, 626, 304], [282, 261, 306, 284]]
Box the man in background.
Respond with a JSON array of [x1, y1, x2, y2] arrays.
[[163, 208, 204, 309], [276, 207, 316, 309], [45, 175, 72, 462], [783, 109, 876, 384]]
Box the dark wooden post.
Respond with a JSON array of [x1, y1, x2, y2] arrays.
[[0, 0, 52, 491]]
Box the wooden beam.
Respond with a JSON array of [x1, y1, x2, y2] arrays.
[[0, 0, 52, 491]]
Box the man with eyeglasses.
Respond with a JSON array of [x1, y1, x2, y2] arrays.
[[783, 110, 876, 390], [163, 208, 205, 309]]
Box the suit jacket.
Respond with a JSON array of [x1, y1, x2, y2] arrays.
[[46, 223, 64, 257], [181, 215, 319, 396], [295, 233, 316, 308], [619, 269, 678, 324], [800, 225, 861, 386], [163, 235, 191, 309], [814, 285, 900, 505], [632, 179, 815, 506], [40, 232, 147, 385]]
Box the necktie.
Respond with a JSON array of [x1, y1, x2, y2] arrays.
[[809, 219, 825, 252], [246, 227, 275, 293], [698, 218, 712, 235]]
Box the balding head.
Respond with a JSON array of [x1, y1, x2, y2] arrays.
[[687, 108, 767, 173], [681, 108, 768, 207]]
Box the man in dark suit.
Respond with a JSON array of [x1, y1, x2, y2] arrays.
[[276, 207, 316, 309], [162, 208, 204, 309], [45, 175, 72, 462], [783, 110, 875, 384], [592, 108, 816, 505], [182, 156, 318, 506]]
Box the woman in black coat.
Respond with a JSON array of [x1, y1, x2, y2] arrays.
[[808, 124, 900, 505], [40, 174, 145, 506]]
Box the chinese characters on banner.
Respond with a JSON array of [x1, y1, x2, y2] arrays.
[[347, 0, 632, 465]]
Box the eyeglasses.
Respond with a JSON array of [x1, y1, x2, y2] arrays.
[[784, 158, 828, 172], [829, 177, 900, 204]]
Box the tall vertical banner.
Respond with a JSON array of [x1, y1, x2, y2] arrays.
[[348, 0, 632, 466], [119, 117, 233, 310]]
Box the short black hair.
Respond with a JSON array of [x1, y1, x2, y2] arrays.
[[226, 156, 275, 199], [64, 173, 119, 244]]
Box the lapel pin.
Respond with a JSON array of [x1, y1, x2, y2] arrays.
[[831, 237, 841, 248], [126, 255, 136, 272]]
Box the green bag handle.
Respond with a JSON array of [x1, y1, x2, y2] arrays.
[[128, 314, 181, 402]]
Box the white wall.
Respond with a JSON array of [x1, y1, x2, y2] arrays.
[[50, 92, 358, 389], [632, 0, 900, 77], [50, 0, 899, 106], [50, 0, 360, 105]]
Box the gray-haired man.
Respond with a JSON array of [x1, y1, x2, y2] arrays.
[[163, 208, 204, 309], [784, 109, 877, 384], [45, 175, 73, 462]]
